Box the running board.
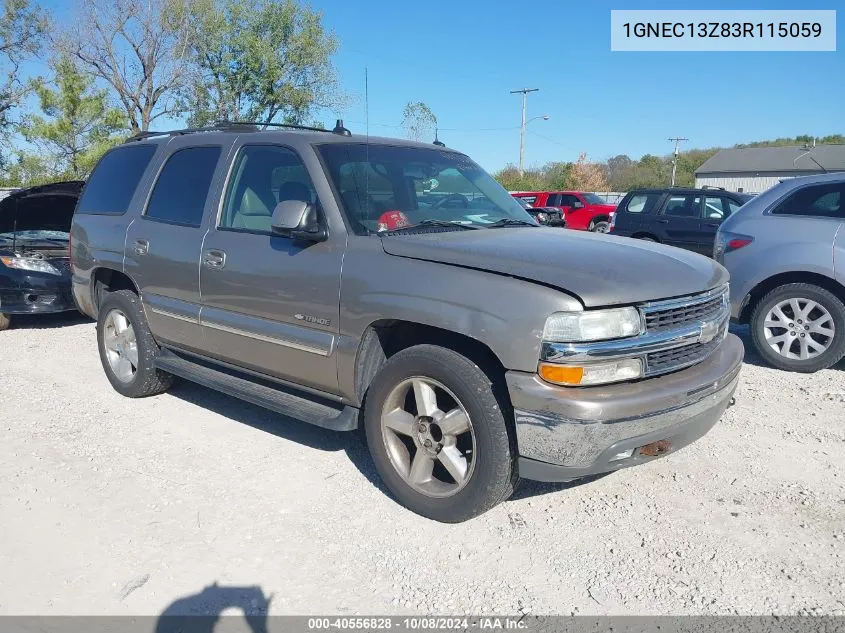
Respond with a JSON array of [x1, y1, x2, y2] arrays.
[[155, 350, 359, 432]]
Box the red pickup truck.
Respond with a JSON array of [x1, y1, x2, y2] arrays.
[[511, 191, 617, 232]]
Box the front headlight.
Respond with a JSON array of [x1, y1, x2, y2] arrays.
[[542, 307, 642, 342], [0, 256, 61, 275]]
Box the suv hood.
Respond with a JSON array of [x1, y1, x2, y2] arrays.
[[379, 229, 728, 307]]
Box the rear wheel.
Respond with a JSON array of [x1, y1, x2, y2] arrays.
[[363, 344, 515, 522], [0, 313, 10, 331], [636, 235, 657, 242], [97, 290, 174, 397], [751, 283, 845, 373]]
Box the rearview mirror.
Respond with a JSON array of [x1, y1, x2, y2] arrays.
[[271, 200, 327, 242]]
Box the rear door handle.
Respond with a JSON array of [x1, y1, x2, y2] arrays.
[[203, 249, 227, 269], [656, 219, 669, 224], [134, 239, 149, 255]]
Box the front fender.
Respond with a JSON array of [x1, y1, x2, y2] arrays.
[[335, 240, 582, 402]]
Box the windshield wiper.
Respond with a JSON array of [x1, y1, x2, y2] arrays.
[[485, 218, 538, 228], [380, 220, 480, 234]]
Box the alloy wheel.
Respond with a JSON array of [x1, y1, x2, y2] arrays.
[[102, 308, 139, 382], [380, 377, 477, 498], [763, 298, 835, 361]]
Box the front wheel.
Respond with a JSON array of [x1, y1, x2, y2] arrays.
[[750, 283, 845, 373], [589, 219, 610, 233], [0, 313, 10, 331], [363, 344, 515, 522]]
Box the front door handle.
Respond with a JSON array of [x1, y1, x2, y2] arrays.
[[656, 219, 669, 224], [134, 239, 149, 255], [705, 222, 720, 228], [203, 249, 227, 269]]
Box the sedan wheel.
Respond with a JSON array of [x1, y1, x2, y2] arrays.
[[751, 283, 845, 373], [380, 377, 476, 498], [763, 298, 834, 361]]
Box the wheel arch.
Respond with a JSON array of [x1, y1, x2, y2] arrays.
[[90, 267, 140, 316], [739, 270, 845, 324], [353, 319, 508, 408]]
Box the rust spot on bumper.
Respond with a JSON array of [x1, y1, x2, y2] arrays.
[[639, 439, 672, 457]]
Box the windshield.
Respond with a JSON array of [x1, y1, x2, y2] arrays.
[[582, 192, 607, 205], [318, 144, 535, 234]]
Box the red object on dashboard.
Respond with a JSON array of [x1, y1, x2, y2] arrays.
[[377, 210, 411, 231]]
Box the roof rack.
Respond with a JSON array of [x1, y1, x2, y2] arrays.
[[700, 185, 726, 191], [124, 119, 350, 143]]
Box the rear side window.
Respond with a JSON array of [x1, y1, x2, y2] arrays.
[[727, 198, 745, 215], [772, 183, 844, 218], [76, 145, 157, 215], [622, 193, 659, 214], [662, 195, 701, 218], [145, 146, 222, 227]]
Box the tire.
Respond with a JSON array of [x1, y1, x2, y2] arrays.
[[637, 235, 657, 242], [0, 313, 10, 331], [589, 219, 610, 233], [363, 344, 516, 522], [96, 289, 174, 397], [750, 283, 845, 373]]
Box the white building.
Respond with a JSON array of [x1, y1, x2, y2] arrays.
[[694, 144, 845, 193]]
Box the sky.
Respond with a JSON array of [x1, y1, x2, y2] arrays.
[[37, 0, 844, 172]]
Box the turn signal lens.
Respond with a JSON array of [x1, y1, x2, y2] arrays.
[[539, 359, 643, 386], [538, 364, 584, 385]]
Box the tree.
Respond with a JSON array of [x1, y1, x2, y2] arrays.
[[19, 56, 126, 181], [59, 0, 193, 133], [492, 164, 545, 192], [604, 154, 633, 190], [568, 152, 609, 191], [0, 0, 48, 134], [402, 101, 436, 142], [183, 0, 341, 127]]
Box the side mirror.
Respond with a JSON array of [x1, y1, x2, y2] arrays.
[[271, 200, 327, 242], [572, 201, 585, 209]]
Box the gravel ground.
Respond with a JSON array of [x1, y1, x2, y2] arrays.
[[1, 312, 843, 617]]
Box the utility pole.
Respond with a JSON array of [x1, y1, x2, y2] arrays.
[[668, 136, 688, 186], [511, 88, 539, 176]]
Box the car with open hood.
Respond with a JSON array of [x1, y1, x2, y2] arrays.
[[71, 123, 742, 522], [0, 181, 83, 330]]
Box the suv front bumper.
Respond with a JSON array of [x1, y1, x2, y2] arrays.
[[507, 333, 743, 482]]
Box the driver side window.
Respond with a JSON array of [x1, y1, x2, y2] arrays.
[[219, 145, 316, 234]]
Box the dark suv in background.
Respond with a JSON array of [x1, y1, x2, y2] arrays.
[[611, 188, 753, 256]]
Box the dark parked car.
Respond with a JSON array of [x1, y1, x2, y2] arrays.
[[611, 187, 753, 256], [0, 181, 84, 330]]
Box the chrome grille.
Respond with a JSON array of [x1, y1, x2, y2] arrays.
[[642, 286, 728, 333], [646, 335, 723, 374]]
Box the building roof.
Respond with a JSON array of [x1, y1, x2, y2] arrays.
[[695, 144, 845, 175]]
